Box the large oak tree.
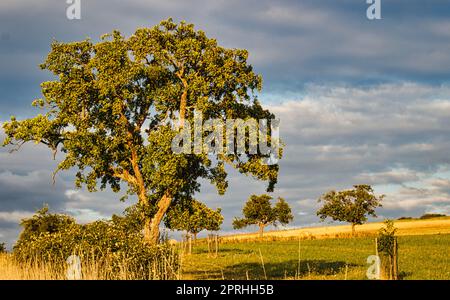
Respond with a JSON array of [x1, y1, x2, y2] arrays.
[[2, 19, 280, 245]]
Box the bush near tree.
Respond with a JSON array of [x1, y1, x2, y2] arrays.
[[13, 206, 179, 279]]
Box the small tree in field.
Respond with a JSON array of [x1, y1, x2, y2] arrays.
[[377, 219, 399, 280], [165, 200, 223, 240], [316, 185, 383, 236], [233, 194, 293, 237]]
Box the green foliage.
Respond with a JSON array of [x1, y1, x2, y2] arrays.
[[13, 206, 179, 279], [376, 220, 399, 279], [232, 194, 293, 235], [377, 219, 397, 257], [111, 204, 146, 234], [316, 185, 383, 230], [17, 204, 76, 242], [274, 198, 294, 225], [165, 199, 223, 237], [2, 18, 282, 243]]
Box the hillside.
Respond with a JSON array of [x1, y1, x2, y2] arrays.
[[218, 217, 450, 242]]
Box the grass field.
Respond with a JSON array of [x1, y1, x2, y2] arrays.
[[182, 234, 450, 280], [182, 218, 450, 280]]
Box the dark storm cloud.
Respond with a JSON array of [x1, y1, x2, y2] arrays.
[[2, 0, 450, 117]]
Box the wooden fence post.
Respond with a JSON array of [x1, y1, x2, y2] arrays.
[[207, 235, 211, 256], [377, 236, 399, 280], [188, 234, 192, 255], [393, 237, 398, 280], [215, 234, 219, 258]]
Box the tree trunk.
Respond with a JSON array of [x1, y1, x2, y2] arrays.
[[379, 254, 391, 280], [143, 218, 152, 244], [258, 224, 265, 238], [351, 223, 356, 237], [143, 192, 172, 245], [178, 73, 188, 129], [179, 88, 187, 128]]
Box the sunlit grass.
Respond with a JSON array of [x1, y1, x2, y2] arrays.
[[182, 234, 450, 280]]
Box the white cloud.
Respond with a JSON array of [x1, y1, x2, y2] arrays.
[[64, 208, 108, 224], [425, 205, 450, 215], [261, 82, 450, 218], [357, 169, 421, 185], [65, 189, 91, 202], [0, 210, 34, 223]]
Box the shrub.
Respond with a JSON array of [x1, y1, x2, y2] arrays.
[[377, 220, 397, 256], [377, 220, 399, 280], [17, 205, 76, 242], [13, 206, 180, 279], [0, 243, 6, 253]]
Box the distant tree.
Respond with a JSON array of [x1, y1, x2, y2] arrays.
[[419, 213, 447, 220], [0, 242, 6, 253], [316, 185, 384, 235], [275, 198, 293, 225], [204, 208, 224, 233], [165, 199, 223, 240], [233, 194, 293, 237]]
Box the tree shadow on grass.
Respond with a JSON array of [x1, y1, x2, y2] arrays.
[[398, 271, 413, 280], [187, 259, 359, 280], [192, 248, 253, 255], [226, 260, 358, 279]]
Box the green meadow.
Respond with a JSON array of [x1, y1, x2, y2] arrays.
[[182, 234, 450, 280]]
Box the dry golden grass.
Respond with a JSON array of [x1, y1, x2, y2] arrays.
[[0, 254, 64, 280], [0, 252, 181, 280], [218, 218, 450, 243]]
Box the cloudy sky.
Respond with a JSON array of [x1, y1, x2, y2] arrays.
[[1, 0, 450, 248]]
